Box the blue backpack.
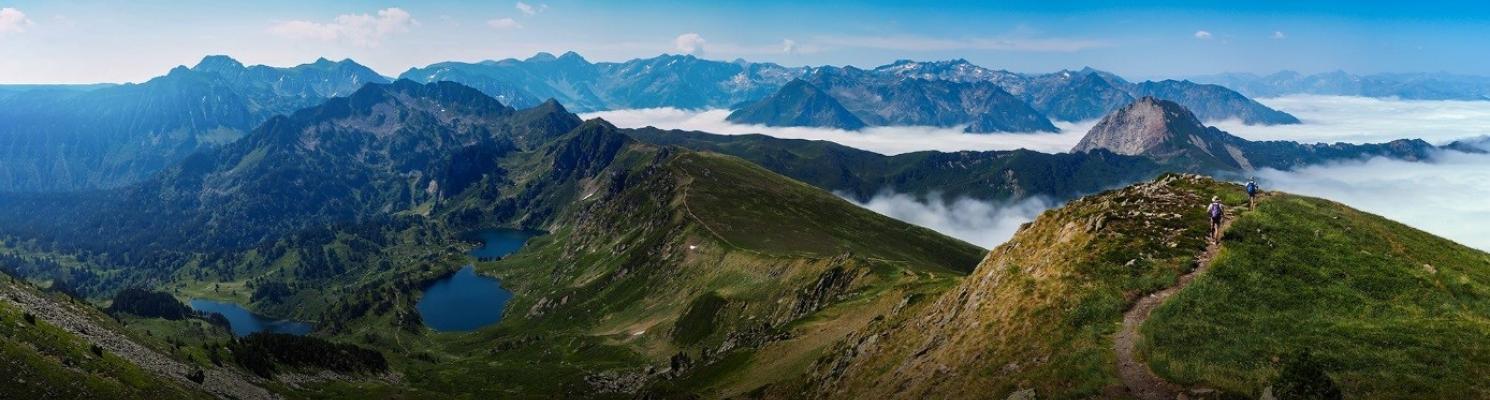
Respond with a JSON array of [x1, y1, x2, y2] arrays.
[[1246, 182, 1258, 196], [1209, 203, 1222, 219]]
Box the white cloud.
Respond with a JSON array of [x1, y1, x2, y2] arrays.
[[582, 108, 1093, 155], [487, 18, 521, 30], [813, 34, 1107, 53], [781, 39, 798, 54], [267, 7, 417, 47], [1256, 150, 1490, 251], [515, 2, 546, 16], [1214, 95, 1490, 145], [0, 7, 33, 34], [675, 33, 706, 55], [842, 192, 1057, 248], [1194, 30, 1213, 40], [1208, 95, 1490, 250], [1271, 31, 1287, 40]]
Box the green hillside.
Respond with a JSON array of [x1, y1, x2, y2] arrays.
[[308, 124, 985, 398], [1145, 193, 1490, 398], [798, 174, 1490, 399]]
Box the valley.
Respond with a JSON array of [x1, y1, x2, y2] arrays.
[[1, 4, 1488, 396]]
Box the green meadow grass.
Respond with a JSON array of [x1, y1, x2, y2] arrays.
[[1145, 193, 1490, 398]]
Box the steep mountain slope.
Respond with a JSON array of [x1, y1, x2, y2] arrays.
[[1072, 97, 1433, 172], [801, 174, 1490, 399], [0, 273, 262, 399], [400, 52, 804, 111], [0, 56, 389, 192], [729, 66, 1058, 133], [1028, 71, 1136, 122]]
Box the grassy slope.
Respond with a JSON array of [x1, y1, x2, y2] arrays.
[[0, 276, 207, 400], [803, 174, 1248, 399], [1145, 193, 1490, 398], [278, 135, 983, 398]]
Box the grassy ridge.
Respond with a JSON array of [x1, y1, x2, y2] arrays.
[[804, 174, 1245, 399], [1145, 194, 1490, 397]]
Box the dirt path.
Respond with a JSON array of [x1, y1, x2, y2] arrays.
[[1114, 213, 1235, 399], [0, 280, 280, 400]]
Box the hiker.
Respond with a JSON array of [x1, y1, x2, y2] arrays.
[[1208, 196, 1224, 241], [1245, 177, 1259, 209]]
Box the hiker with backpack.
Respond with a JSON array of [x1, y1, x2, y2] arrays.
[[1208, 196, 1224, 241], [1246, 177, 1259, 209]]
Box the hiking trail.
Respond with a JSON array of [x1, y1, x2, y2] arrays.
[[1114, 206, 1241, 399]]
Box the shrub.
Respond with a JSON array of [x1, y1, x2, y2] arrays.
[[1273, 349, 1342, 400]]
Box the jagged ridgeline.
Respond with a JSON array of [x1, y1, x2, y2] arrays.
[[794, 174, 1490, 399]]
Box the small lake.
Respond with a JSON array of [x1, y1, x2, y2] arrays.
[[188, 299, 313, 337], [415, 229, 536, 332]]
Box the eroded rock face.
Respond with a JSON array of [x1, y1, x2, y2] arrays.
[[1072, 97, 1210, 157]]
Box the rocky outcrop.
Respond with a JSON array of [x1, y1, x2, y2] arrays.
[[1, 279, 277, 400]]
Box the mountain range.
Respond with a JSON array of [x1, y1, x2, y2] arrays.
[[1191, 70, 1490, 100], [0, 56, 388, 192], [0, 53, 1301, 193], [873, 59, 1301, 125]]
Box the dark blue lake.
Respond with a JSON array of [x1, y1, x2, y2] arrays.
[[415, 229, 536, 332], [188, 299, 313, 337]]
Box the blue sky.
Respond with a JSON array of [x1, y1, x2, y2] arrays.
[[1, 0, 1487, 83]]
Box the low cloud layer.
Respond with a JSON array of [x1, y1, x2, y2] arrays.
[[841, 192, 1056, 248], [591, 97, 1490, 251], [1254, 149, 1490, 251], [584, 108, 1092, 155], [1215, 95, 1490, 145]]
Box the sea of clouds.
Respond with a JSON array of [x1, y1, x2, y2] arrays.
[[587, 97, 1490, 251], [582, 108, 1093, 155], [837, 192, 1056, 248]]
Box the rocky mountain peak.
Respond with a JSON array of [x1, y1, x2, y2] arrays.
[[1072, 97, 1207, 156]]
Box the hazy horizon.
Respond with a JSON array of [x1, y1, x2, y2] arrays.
[[3, 1, 1490, 83]]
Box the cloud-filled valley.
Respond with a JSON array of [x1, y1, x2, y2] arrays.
[[592, 96, 1490, 250], [1217, 95, 1490, 145], [584, 108, 1095, 155], [1254, 149, 1490, 251], [840, 192, 1056, 248]]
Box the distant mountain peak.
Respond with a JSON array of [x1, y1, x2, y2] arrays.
[[192, 55, 245, 73], [557, 51, 587, 63], [1073, 96, 1208, 156], [526, 52, 558, 62]]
